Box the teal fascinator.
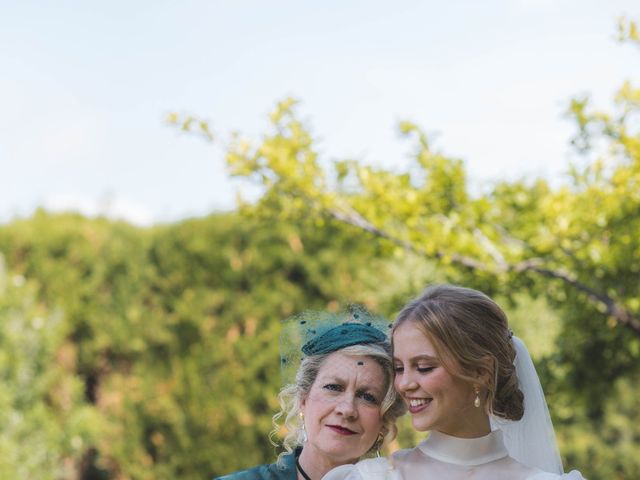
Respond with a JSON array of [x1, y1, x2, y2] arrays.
[[279, 305, 392, 384]]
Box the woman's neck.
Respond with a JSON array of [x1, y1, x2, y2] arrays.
[[297, 446, 356, 480], [438, 411, 491, 438], [419, 429, 510, 466]]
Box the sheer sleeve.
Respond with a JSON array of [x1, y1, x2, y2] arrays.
[[322, 458, 401, 480], [528, 470, 586, 480]]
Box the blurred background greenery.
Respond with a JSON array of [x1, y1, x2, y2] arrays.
[[1, 16, 639, 480]]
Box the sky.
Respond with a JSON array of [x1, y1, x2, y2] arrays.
[[2, 0, 640, 226]]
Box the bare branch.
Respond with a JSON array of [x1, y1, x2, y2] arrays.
[[326, 204, 640, 336], [327, 206, 491, 271], [473, 228, 508, 270], [513, 260, 640, 335]]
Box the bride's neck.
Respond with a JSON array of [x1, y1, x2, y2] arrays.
[[438, 411, 491, 438]]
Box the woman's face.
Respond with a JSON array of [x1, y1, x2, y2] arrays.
[[300, 351, 386, 465], [393, 321, 486, 437]]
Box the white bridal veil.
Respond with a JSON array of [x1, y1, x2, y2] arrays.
[[491, 336, 564, 475]]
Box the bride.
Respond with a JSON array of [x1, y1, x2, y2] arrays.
[[324, 285, 586, 480]]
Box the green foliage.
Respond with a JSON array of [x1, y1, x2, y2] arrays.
[[0, 255, 100, 478]]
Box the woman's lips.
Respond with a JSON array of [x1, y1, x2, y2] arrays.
[[407, 398, 432, 414], [326, 425, 357, 435]]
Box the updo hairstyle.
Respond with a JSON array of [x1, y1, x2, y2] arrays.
[[393, 284, 524, 421]]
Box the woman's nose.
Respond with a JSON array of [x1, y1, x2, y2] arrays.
[[395, 371, 416, 393], [335, 395, 358, 418]]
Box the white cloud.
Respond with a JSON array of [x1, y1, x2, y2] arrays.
[[43, 193, 155, 226]]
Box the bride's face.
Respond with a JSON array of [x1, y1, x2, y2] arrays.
[[393, 321, 487, 437]]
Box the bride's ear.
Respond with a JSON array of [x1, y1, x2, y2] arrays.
[[473, 357, 494, 388], [477, 371, 492, 388]]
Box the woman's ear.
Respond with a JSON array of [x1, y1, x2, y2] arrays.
[[474, 356, 495, 387], [477, 371, 492, 388]]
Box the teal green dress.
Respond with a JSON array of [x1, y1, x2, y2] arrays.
[[214, 448, 301, 480]]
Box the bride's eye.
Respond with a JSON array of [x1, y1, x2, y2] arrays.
[[417, 366, 435, 373]]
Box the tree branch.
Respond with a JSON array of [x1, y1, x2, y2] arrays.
[[327, 207, 490, 271], [513, 260, 640, 335], [326, 204, 640, 336]]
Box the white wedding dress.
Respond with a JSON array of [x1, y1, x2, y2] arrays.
[[322, 430, 586, 480]]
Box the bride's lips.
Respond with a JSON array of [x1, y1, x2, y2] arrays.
[[326, 424, 357, 435], [406, 397, 432, 414]]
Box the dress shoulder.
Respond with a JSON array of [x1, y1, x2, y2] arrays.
[[322, 458, 400, 480], [215, 449, 300, 480], [215, 458, 296, 480], [528, 470, 586, 480], [214, 464, 268, 479]]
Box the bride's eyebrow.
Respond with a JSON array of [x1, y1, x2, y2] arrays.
[[393, 354, 438, 362], [411, 355, 437, 361]]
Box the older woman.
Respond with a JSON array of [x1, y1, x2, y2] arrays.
[[215, 308, 405, 480]]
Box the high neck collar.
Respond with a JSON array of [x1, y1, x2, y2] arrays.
[[418, 430, 509, 466]]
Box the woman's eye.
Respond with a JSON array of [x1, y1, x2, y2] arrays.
[[393, 366, 404, 373], [323, 383, 343, 392], [358, 392, 379, 405], [417, 366, 435, 373]]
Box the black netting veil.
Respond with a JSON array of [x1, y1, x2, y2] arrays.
[[279, 305, 393, 385]]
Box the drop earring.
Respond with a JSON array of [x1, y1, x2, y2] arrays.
[[474, 385, 481, 408], [299, 412, 308, 442]]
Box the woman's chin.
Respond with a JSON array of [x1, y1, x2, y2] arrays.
[[410, 416, 433, 432]]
